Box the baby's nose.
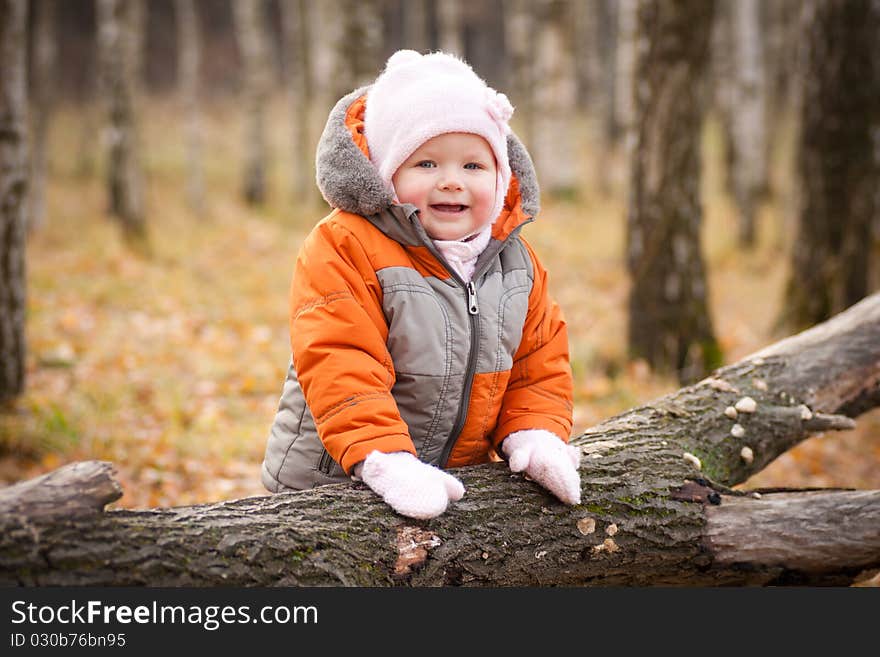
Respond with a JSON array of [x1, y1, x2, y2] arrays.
[[438, 175, 463, 191]]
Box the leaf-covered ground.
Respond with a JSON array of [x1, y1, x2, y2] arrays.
[[1, 98, 878, 514]]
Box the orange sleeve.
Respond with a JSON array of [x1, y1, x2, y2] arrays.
[[290, 215, 416, 473], [491, 238, 574, 449]]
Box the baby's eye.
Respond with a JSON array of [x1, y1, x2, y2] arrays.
[[416, 160, 436, 168], [464, 162, 484, 170]]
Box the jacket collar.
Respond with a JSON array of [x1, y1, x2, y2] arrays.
[[315, 86, 541, 244]]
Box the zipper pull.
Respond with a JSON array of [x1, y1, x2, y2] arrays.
[[467, 281, 479, 315]]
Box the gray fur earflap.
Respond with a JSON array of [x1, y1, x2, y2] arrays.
[[315, 86, 541, 220], [507, 133, 540, 219]]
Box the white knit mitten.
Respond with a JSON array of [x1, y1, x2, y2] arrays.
[[502, 430, 581, 504], [357, 451, 466, 519]]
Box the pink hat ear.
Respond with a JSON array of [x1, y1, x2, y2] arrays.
[[386, 49, 423, 70], [485, 90, 514, 132]]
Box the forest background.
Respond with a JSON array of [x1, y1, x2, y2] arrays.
[[1, 0, 878, 510]]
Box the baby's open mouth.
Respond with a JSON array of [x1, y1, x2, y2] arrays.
[[430, 204, 468, 213]]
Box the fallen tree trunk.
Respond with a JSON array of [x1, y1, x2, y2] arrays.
[[2, 293, 879, 586]]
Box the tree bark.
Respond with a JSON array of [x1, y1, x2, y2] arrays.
[[627, 0, 720, 385], [2, 292, 879, 587], [0, 0, 28, 403], [97, 0, 146, 240], [783, 0, 880, 331]]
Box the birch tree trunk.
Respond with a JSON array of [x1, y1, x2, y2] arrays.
[[572, 0, 597, 108], [339, 0, 383, 91], [572, 0, 615, 197], [28, 0, 55, 233], [233, 0, 271, 205], [462, 0, 506, 88], [708, 0, 736, 200], [97, 0, 146, 240], [531, 0, 579, 196], [310, 0, 346, 138], [627, 0, 720, 384], [0, 0, 28, 403], [783, 0, 880, 331], [280, 0, 314, 204], [2, 293, 879, 586], [402, 0, 430, 52], [503, 0, 536, 149], [307, 0, 380, 197], [175, 0, 204, 213], [614, 0, 637, 150], [761, 0, 805, 248], [729, 0, 767, 248], [437, 0, 464, 56], [592, 0, 619, 195]]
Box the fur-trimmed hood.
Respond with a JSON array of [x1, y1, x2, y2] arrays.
[[315, 86, 541, 231]]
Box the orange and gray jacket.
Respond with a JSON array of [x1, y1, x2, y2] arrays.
[[261, 88, 574, 492]]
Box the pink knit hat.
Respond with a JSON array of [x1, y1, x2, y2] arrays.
[[364, 50, 515, 227]]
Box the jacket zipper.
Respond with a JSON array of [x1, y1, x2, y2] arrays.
[[406, 207, 533, 468], [439, 281, 481, 467]]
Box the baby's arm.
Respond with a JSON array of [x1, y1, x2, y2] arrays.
[[291, 218, 465, 518], [290, 219, 414, 472], [493, 239, 581, 504]]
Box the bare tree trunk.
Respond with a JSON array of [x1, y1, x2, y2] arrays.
[[503, 0, 536, 149], [708, 0, 736, 200], [28, 0, 54, 233], [614, 0, 637, 149], [591, 0, 619, 196], [461, 0, 506, 88], [783, 0, 880, 331], [531, 0, 578, 197], [74, 61, 98, 180], [729, 0, 767, 248], [436, 0, 463, 55], [573, 0, 613, 197], [97, 0, 146, 240], [762, 0, 806, 250], [2, 293, 879, 586], [280, 0, 314, 205], [402, 0, 430, 52], [175, 0, 204, 214], [572, 0, 596, 107], [310, 0, 347, 143], [339, 0, 383, 90], [0, 0, 28, 403], [627, 0, 720, 384], [233, 0, 271, 205]]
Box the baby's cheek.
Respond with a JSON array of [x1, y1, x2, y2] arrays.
[[473, 181, 496, 218]]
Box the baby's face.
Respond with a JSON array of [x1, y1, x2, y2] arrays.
[[392, 133, 497, 241]]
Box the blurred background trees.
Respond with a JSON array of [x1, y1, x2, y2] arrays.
[[1, 0, 878, 506], [783, 0, 880, 331], [626, 0, 719, 383], [0, 0, 28, 404]]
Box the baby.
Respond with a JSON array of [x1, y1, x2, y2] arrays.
[[261, 50, 581, 519]]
